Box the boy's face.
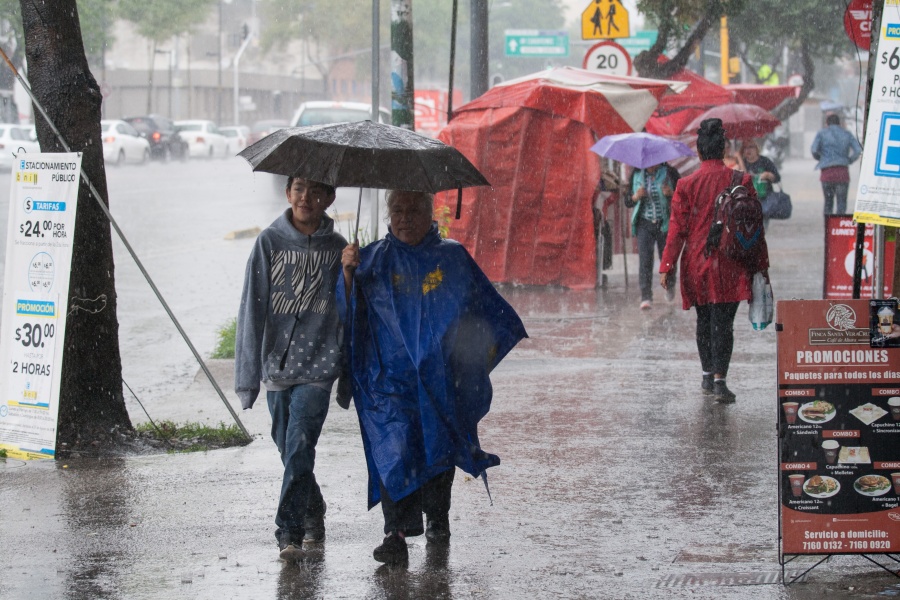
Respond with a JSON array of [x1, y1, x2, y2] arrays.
[[286, 178, 335, 233]]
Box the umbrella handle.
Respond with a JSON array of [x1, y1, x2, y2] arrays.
[[355, 187, 363, 243], [455, 184, 462, 219]]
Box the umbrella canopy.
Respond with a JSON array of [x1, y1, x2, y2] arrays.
[[590, 132, 695, 169], [454, 66, 687, 137], [237, 120, 490, 192], [726, 84, 800, 112], [685, 103, 781, 139], [644, 60, 734, 136]]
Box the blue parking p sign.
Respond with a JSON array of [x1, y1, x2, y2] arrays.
[[874, 112, 900, 177]]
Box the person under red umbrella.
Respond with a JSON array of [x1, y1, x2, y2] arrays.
[[659, 118, 769, 403]]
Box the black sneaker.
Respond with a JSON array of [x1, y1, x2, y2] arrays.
[[714, 380, 736, 403], [425, 516, 451, 544], [373, 532, 408, 564], [701, 374, 714, 396]]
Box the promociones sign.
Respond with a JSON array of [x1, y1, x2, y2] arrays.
[[777, 300, 900, 558], [0, 153, 81, 459], [823, 215, 894, 299]]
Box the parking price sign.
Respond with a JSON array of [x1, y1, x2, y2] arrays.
[[0, 153, 81, 460], [855, 0, 900, 226]]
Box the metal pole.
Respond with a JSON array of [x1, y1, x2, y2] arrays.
[[233, 34, 252, 127], [390, 0, 414, 129], [0, 46, 251, 441], [371, 0, 381, 242], [470, 0, 488, 100], [447, 0, 458, 120], [217, 0, 223, 123], [874, 225, 885, 299]]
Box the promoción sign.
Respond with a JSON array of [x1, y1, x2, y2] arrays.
[[0, 153, 81, 460], [854, 0, 900, 226], [777, 300, 900, 559]]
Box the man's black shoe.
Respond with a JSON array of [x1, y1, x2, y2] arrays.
[[714, 380, 736, 403], [425, 516, 451, 544], [373, 532, 408, 564], [701, 374, 714, 396]]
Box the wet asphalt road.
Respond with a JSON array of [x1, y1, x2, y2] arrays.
[[1, 156, 899, 599]]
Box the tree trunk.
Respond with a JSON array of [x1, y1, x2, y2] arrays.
[[20, 0, 132, 454]]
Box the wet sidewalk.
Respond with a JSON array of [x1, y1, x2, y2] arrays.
[[3, 157, 899, 600]]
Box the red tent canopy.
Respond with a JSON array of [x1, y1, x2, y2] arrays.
[[437, 68, 684, 289], [644, 62, 734, 136], [726, 84, 800, 112]]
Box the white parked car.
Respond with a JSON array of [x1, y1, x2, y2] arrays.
[[101, 119, 151, 166], [0, 124, 41, 170], [290, 101, 391, 127], [220, 125, 249, 154], [174, 120, 230, 159]]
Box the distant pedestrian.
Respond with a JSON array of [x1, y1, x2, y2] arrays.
[[235, 176, 346, 562], [624, 161, 680, 309], [339, 190, 527, 565], [810, 113, 862, 215], [740, 139, 780, 229], [659, 118, 769, 403]]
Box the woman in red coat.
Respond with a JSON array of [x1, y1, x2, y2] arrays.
[[659, 118, 769, 403]]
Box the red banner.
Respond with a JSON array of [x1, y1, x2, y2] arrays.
[[823, 216, 894, 299], [777, 300, 900, 555], [844, 0, 873, 51]]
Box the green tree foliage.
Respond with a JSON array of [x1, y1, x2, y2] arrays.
[[634, 0, 746, 79], [117, 0, 216, 43], [728, 0, 856, 119]]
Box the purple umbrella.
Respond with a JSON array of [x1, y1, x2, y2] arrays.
[[590, 132, 695, 169]]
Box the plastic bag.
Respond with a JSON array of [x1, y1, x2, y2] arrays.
[[749, 272, 774, 331]]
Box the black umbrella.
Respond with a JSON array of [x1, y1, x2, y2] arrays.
[[237, 120, 490, 227]]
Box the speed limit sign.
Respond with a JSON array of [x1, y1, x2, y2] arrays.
[[582, 41, 632, 76]]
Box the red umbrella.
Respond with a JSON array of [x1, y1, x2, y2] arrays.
[[685, 103, 781, 139]]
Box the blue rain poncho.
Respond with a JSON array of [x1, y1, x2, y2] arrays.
[[337, 224, 527, 507]]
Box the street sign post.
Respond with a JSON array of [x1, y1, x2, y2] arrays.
[[582, 40, 632, 76], [581, 0, 630, 40], [504, 30, 569, 57]]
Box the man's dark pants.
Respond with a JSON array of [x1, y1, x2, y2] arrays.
[[636, 218, 667, 302], [822, 181, 849, 215], [379, 468, 455, 536], [267, 384, 330, 546]]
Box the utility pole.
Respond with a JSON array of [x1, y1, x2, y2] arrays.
[[390, 0, 414, 129], [217, 1, 223, 124], [470, 0, 488, 100]]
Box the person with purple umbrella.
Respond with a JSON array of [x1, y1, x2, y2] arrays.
[[624, 161, 681, 309]]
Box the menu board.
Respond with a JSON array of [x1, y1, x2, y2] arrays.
[[777, 300, 900, 555]]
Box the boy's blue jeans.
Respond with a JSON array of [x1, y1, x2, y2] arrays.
[[267, 384, 330, 545]]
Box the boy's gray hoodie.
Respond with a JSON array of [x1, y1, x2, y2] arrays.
[[235, 209, 347, 409]]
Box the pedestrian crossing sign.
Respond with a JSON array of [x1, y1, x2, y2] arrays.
[[582, 0, 630, 40]]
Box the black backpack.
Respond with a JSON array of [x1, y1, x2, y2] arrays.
[[704, 170, 764, 267]]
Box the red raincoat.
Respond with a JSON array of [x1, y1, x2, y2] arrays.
[[660, 160, 769, 310]]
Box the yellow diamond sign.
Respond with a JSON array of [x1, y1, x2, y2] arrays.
[[582, 0, 630, 40]]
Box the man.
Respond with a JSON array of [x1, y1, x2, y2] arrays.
[[659, 118, 769, 404], [810, 113, 862, 215], [339, 190, 527, 564], [235, 176, 346, 562]]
